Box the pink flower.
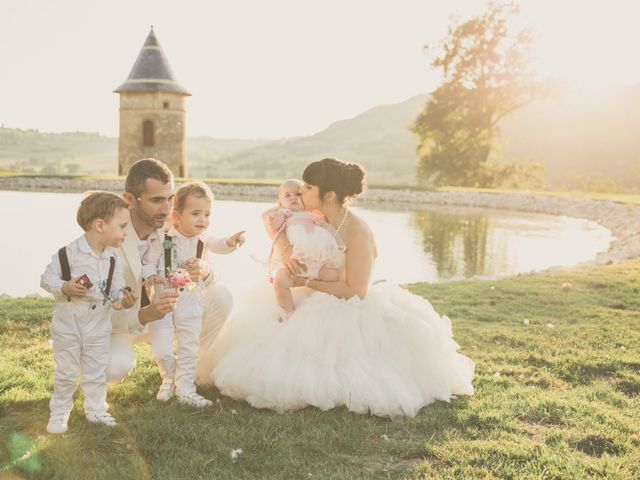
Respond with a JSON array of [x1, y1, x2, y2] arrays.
[[168, 268, 192, 289]]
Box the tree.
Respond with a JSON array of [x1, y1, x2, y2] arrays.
[[412, 0, 545, 187]]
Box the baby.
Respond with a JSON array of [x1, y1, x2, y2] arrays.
[[267, 179, 342, 320]]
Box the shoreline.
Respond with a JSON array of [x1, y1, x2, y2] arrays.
[[2, 176, 640, 291]]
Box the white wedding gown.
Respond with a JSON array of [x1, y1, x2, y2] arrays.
[[197, 252, 475, 418]]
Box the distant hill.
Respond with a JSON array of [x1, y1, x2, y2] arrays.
[[0, 128, 273, 176], [211, 95, 427, 183], [2, 84, 640, 188], [0, 128, 117, 174], [218, 86, 640, 188]]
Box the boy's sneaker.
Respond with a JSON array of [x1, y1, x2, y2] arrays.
[[177, 392, 213, 408], [156, 378, 176, 401], [47, 411, 70, 434], [86, 412, 117, 427]]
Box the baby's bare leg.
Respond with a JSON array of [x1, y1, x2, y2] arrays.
[[317, 266, 340, 282], [273, 267, 295, 317]]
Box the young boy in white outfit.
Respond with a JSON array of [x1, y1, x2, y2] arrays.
[[41, 192, 136, 434], [143, 181, 244, 407]]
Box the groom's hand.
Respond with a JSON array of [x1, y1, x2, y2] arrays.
[[138, 290, 179, 325]]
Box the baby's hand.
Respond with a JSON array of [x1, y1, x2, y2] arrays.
[[226, 231, 246, 248], [267, 212, 285, 229], [122, 287, 137, 309], [62, 277, 89, 298]]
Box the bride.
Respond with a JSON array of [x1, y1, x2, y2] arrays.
[[197, 158, 474, 418]]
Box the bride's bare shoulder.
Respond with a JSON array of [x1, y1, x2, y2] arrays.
[[344, 211, 374, 242]]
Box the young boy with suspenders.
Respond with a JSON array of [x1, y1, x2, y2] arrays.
[[40, 192, 136, 433]]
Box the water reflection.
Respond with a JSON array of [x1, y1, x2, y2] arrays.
[[0, 191, 612, 296], [412, 209, 490, 279]]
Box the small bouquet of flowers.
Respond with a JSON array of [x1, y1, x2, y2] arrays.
[[98, 283, 134, 310], [167, 267, 196, 293]]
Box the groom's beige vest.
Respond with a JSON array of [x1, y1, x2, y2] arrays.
[[111, 222, 145, 336]]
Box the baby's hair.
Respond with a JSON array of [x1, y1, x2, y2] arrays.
[[77, 191, 129, 232], [278, 178, 303, 194], [173, 181, 214, 212]]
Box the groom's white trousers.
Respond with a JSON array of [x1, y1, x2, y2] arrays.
[[106, 284, 233, 384]]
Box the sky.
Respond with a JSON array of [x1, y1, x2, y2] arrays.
[[1, 0, 639, 139]]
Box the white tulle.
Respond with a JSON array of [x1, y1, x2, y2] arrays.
[[200, 281, 474, 419], [286, 213, 344, 278]]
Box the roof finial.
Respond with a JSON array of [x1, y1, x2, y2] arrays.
[[150, 24, 154, 31]]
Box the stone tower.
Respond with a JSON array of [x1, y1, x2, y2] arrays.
[[115, 28, 190, 177]]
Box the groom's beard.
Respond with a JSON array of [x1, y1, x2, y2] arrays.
[[134, 207, 167, 230], [150, 214, 168, 228]]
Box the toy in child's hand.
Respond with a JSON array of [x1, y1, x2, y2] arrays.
[[76, 274, 93, 290], [108, 287, 137, 310]]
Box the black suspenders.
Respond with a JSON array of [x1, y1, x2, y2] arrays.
[[164, 234, 173, 278], [58, 247, 71, 302], [58, 247, 115, 301], [141, 235, 204, 306], [163, 234, 204, 277]]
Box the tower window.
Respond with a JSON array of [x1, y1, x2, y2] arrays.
[[143, 120, 154, 146], [163, 101, 169, 109]]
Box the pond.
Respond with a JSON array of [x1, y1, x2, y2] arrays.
[[0, 190, 612, 297]]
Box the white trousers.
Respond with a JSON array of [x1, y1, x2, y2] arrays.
[[50, 302, 111, 415], [150, 290, 203, 396], [106, 283, 233, 385]]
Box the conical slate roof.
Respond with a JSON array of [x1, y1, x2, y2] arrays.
[[114, 28, 190, 95]]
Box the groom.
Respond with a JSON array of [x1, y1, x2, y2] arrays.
[[107, 158, 233, 383]]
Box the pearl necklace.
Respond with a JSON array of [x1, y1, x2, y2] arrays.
[[333, 207, 349, 237]]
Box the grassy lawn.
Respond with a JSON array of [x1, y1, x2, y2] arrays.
[[1, 260, 640, 478]]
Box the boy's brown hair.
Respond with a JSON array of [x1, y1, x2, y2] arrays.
[[77, 191, 129, 232], [173, 181, 214, 212]]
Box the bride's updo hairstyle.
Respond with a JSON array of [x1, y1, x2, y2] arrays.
[[302, 158, 366, 205]]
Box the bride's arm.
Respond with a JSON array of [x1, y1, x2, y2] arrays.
[[305, 228, 374, 299]]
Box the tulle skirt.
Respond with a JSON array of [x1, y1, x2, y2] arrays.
[[198, 282, 474, 418]]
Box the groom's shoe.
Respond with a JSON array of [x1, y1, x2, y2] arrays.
[[177, 392, 213, 408], [156, 378, 176, 401]]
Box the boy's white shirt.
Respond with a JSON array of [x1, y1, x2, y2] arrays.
[[40, 235, 124, 303]]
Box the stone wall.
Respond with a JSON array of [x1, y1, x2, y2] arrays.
[[118, 92, 187, 176]]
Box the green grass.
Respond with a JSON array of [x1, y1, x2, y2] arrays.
[[2, 261, 639, 478]]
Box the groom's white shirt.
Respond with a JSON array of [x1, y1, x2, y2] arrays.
[[111, 222, 161, 336]]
